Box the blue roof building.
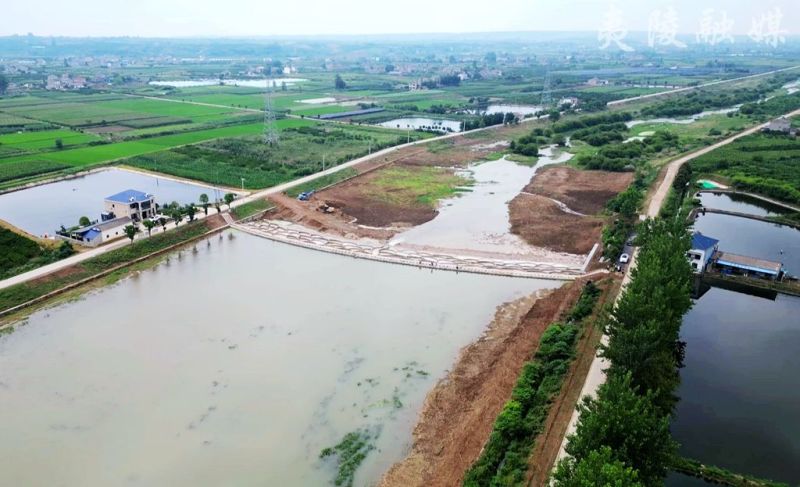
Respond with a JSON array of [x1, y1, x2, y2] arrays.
[[104, 189, 156, 222], [688, 232, 719, 273]]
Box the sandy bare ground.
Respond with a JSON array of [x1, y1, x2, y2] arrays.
[[524, 166, 634, 216], [379, 282, 585, 487]]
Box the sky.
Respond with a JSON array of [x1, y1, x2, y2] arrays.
[[0, 0, 796, 38]]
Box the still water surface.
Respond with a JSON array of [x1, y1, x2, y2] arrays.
[[376, 117, 462, 132], [697, 192, 790, 217], [0, 231, 552, 486], [0, 168, 219, 237]]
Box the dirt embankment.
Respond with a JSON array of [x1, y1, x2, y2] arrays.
[[379, 281, 585, 487], [509, 167, 634, 255], [266, 134, 511, 236]]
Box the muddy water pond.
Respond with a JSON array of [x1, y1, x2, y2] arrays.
[[390, 146, 574, 258], [626, 107, 740, 128], [0, 168, 220, 237], [0, 231, 553, 486], [484, 104, 543, 116]]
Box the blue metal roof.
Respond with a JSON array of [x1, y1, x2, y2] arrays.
[[691, 232, 719, 251], [106, 189, 152, 204], [82, 229, 102, 241]]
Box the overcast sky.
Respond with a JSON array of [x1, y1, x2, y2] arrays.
[[0, 0, 796, 38]]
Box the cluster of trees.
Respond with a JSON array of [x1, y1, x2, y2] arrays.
[[464, 282, 602, 487], [578, 131, 680, 172], [509, 133, 539, 157], [553, 112, 634, 133], [739, 93, 800, 118], [571, 122, 628, 147], [334, 74, 347, 90], [554, 218, 693, 486], [0, 227, 75, 279], [601, 176, 645, 258], [462, 112, 515, 131], [122, 192, 236, 243]]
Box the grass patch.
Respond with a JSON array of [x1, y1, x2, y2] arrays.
[[285, 167, 359, 197], [319, 429, 376, 487], [231, 198, 273, 220], [368, 166, 468, 207]]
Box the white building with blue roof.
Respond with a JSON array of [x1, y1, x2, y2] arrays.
[[103, 189, 156, 222], [688, 232, 719, 273]]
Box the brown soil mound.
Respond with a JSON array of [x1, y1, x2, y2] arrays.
[[379, 282, 583, 487], [524, 166, 634, 215], [509, 193, 605, 255]]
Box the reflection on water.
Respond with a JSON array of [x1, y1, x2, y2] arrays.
[[698, 192, 790, 217], [376, 117, 462, 133], [672, 288, 800, 484], [390, 147, 573, 256], [0, 168, 220, 237], [692, 212, 800, 275], [0, 231, 552, 486]]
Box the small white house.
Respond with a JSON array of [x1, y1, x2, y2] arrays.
[[65, 216, 133, 247], [687, 232, 719, 273]]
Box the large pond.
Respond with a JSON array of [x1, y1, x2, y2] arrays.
[[390, 146, 574, 257], [376, 117, 462, 133], [670, 288, 800, 484], [0, 168, 220, 237], [692, 212, 800, 276], [484, 104, 543, 116], [0, 231, 552, 486], [149, 78, 307, 88], [697, 192, 791, 217]]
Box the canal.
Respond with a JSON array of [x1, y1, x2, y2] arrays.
[[0, 231, 553, 486]]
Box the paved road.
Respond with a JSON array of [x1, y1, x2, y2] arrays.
[[608, 65, 800, 107], [553, 107, 800, 467]]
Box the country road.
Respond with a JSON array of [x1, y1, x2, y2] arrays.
[[607, 65, 800, 107], [553, 107, 800, 468]]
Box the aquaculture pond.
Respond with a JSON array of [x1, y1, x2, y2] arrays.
[[376, 117, 462, 133], [0, 231, 553, 487], [149, 78, 308, 88], [0, 168, 220, 237], [692, 212, 800, 275], [670, 287, 800, 484], [697, 192, 791, 217], [672, 201, 800, 485]]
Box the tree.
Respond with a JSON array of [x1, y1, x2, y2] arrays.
[[199, 193, 210, 215], [158, 217, 167, 231], [553, 447, 643, 487], [55, 138, 64, 149], [142, 218, 155, 236], [549, 110, 561, 123], [484, 51, 497, 64], [78, 216, 91, 227], [0, 74, 8, 95], [334, 74, 347, 90], [384, 64, 395, 73], [123, 224, 139, 242], [184, 204, 197, 222], [172, 210, 183, 227], [223, 192, 236, 209], [564, 374, 676, 486]]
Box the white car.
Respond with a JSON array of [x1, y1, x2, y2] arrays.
[[619, 253, 630, 264]]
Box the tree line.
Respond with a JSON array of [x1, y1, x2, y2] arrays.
[[553, 218, 694, 486]]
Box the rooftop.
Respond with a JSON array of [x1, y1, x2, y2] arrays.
[[691, 232, 719, 251], [714, 251, 783, 275], [105, 189, 153, 204]]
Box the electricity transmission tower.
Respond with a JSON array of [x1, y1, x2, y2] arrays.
[[263, 79, 279, 146], [540, 71, 553, 108]]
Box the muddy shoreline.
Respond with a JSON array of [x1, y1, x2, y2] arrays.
[[378, 281, 585, 487]]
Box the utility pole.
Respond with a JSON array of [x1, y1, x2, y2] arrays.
[[407, 125, 410, 144], [241, 177, 245, 191], [322, 154, 326, 171]]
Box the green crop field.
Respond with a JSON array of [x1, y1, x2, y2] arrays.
[[0, 129, 101, 151], [124, 123, 420, 189]]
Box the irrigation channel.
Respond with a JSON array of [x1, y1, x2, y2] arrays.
[[0, 230, 555, 486], [665, 195, 800, 486]]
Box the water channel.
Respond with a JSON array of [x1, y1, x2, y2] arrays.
[[667, 198, 800, 485], [0, 168, 220, 237], [0, 231, 553, 486], [390, 146, 575, 258]]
